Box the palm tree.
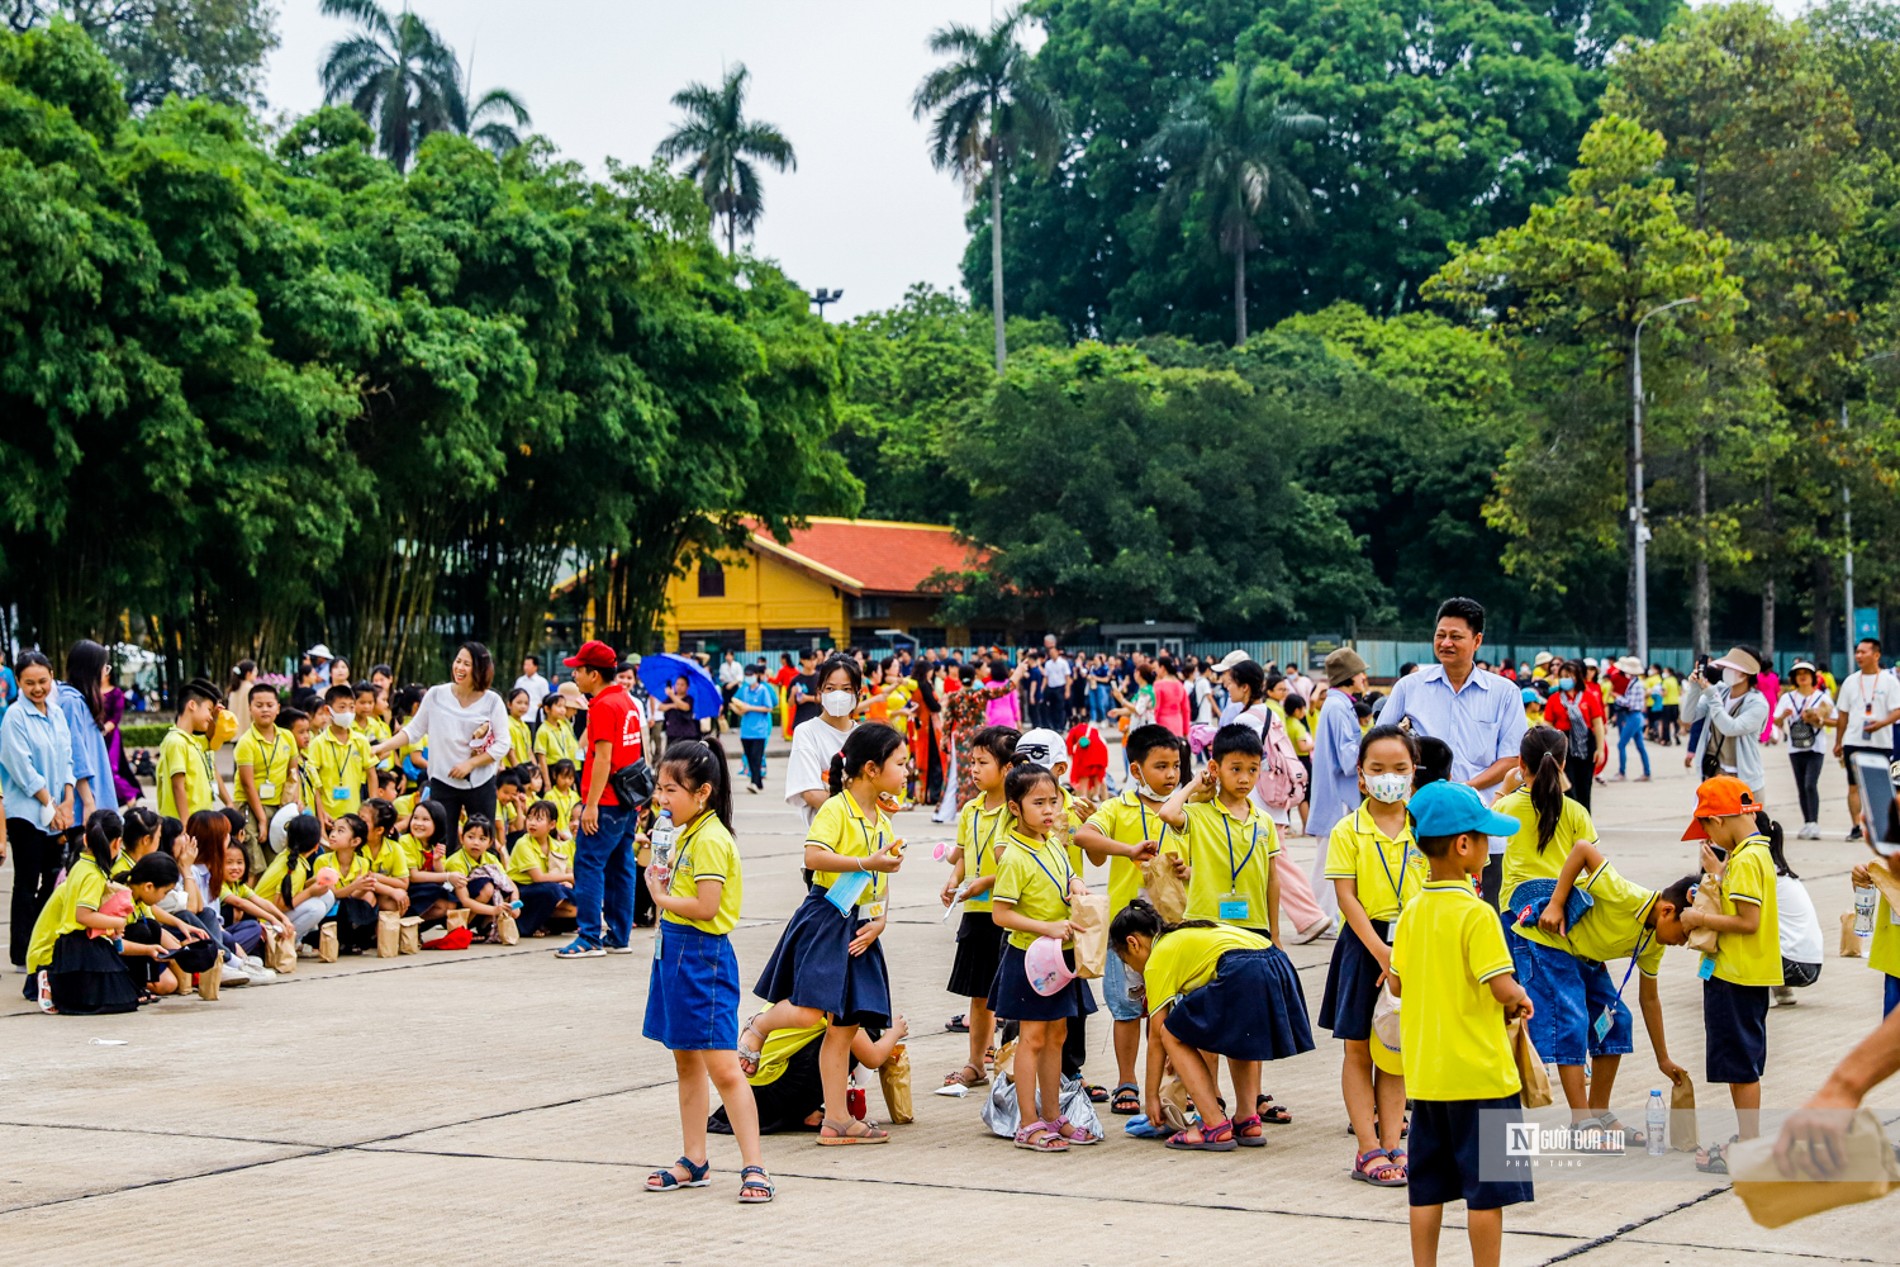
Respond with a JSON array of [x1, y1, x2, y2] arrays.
[[1146, 61, 1323, 345], [654, 64, 796, 257], [913, 7, 1067, 375], [318, 0, 528, 172]]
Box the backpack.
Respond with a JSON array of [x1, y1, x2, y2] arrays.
[[1258, 710, 1308, 810]]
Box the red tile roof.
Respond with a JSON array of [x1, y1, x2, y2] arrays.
[[749, 518, 981, 596]]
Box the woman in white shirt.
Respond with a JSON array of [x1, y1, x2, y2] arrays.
[[1774, 661, 1833, 839], [783, 654, 861, 827], [372, 642, 512, 848]]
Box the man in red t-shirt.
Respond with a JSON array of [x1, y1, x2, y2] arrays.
[[557, 639, 644, 958]]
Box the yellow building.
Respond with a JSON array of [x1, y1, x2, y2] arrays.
[[660, 518, 978, 653]]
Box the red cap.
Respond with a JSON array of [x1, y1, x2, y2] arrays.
[[1683, 776, 1760, 840], [563, 639, 619, 672]]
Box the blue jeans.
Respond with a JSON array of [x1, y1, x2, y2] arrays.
[[574, 802, 638, 948], [1617, 712, 1650, 776], [1089, 684, 1109, 722]]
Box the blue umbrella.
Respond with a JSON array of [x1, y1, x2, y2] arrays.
[[640, 652, 723, 718]]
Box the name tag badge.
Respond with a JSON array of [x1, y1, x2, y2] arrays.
[[1592, 1005, 1615, 1043], [863, 902, 886, 921], [257, 781, 275, 800], [1697, 954, 1716, 980], [1218, 893, 1251, 923], [331, 787, 349, 802], [653, 926, 664, 960]]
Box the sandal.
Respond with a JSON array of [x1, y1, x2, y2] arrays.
[[1110, 1082, 1141, 1115], [945, 1012, 970, 1033], [1696, 1136, 1736, 1175], [942, 1062, 989, 1089], [1055, 1114, 1102, 1145], [816, 1116, 890, 1146], [1256, 1094, 1292, 1125], [646, 1155, 711, 1191], [1084, 1083, 1109, 1104], [1234, 1114, 1267, 1148], [1352, 1148, 1408, 1186], [1014, 1119, 1069, 1152], [737, 1164, 774, 1204], [1582, 1111, 1641, 1149], [736, 1013, 767, 1077], [1167, 1117, 1238, 1152]]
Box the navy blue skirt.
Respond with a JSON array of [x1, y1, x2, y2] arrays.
[[948, 908, 1006, 998], [988, 940, 1099, 1022], [1318, 918, 1391, 1041], [644, 921, 741, 1051], [1166, 947, 1315, 1062], [754, 888, 892, 1027], [406, 882, 453, 915]]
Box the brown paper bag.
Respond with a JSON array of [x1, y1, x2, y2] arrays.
[[445, 907, 470, 931], [1141, 855, 1187, 924], [1509, 1018, 1553, 1108], [877, 1044, 915, 1124], [318, 924, 338, 963], [1730, 1109, 1900, 1228], [497, 910, 519, 946], [992, 1038, 1017, 1082], [398, 916, 422, 955], [375, 910, 401, 958], [266, 932, 295, 975], [1870, 863, 1900, 910], [1071, 892, 1110, 980], [1158, 1073, 1192, 1131], [1841, 911, 1864, 958], [196, 956, 221, 1000], [1686, 872, 1722, 956], [1670, 1075, 1699, 1152]]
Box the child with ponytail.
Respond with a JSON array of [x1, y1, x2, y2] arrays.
[[749, 723, 908, 1145], [939, 724, 1018, 1091], [23, 810, 142, 1014], [261, 814, 337, 946], [640, 739, 773, 1202], [1493, 729, 1599, 915]]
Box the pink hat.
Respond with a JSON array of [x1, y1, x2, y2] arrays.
[[315, 866, 340, 888], [1024, 936, 1076, 997], [91, 889, 134, 937]]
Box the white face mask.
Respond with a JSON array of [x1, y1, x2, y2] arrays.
[[332, 710, 356, 729], [821, 690, 857, 718], [1131, 775, 1165, 801], [1366, 772, 1411, 804], [1721, 668, 1745, 688]]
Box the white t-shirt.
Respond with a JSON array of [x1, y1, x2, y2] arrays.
[[1042, 655, 1071, 690], [785, 718, 854, 826], [718, 659, 745, 688], [513, 672, 551, 723], [1836, 669, 1900, 748], [1774, 689, 1831, 752], [1776, 872, 1822, 965], [402, 684, 513, 789]]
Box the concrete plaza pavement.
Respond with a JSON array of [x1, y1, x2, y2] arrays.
[[2, 735, 1898, 1265]]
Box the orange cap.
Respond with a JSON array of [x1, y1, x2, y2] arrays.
[[1682, 776, 1761, 840]]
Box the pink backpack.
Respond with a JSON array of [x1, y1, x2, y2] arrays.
[[1258, 711, 1308, 810]]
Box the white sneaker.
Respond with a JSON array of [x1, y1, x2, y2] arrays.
[[244, 955, 266, 969], [219, 961, 252, 986], [1799, 822, 1820, 839], [296, 944, 320, 960], [249, 965, 277, 983]]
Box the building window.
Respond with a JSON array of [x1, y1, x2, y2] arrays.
[[850, 596, 890, 620], [698, 559, 725, 598]]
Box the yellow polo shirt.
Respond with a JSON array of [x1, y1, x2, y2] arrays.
[[664, 810, 742, 936], [1493, 787, 1597, 908], [1517, 862, 1665, 977], [156, 727, 215, 820], [991, 829, 1076, 950], [1324, 802, 1425, 923], [234, 726, 293, 808], [805, 792, 892, 909], [1179, 798, 1279, 932], [309, 728, 374, 816], [1084, 790, 1182, 918], [1142, 924, 1269, 1014], [1713, 836, 1782, 987], [1392, 880, 1520, 1100], [955, 796, 1012, 912], [26, 856, 112, 972]]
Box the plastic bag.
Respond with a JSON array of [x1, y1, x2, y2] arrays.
[[980, 1073, 1105, 1141]]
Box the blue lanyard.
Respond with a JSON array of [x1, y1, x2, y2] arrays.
[[1372, 818, 1412, 905], [1221, 812, 1260, 890], [1023, 837, 1074, 908], [1613, 928, 1655, 1000], [970, 805, 1003, 872], [852, 807, 885, 897]]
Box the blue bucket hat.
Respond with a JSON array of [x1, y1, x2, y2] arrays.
[[1409, 780, 1520, 838]]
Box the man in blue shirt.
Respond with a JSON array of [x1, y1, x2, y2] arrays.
[[1376, 595, 1528, 908], [732, 661, 779, 792]]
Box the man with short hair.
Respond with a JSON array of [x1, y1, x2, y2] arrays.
[[558, 640, 645, 959], [1376, 596, 1528, 908], [513, 655, 551, 725], [1833, 637, 1900, 841], [1040, 644, 1071, 729]]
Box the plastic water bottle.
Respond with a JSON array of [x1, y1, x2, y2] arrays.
[[651, 809, 677, 870], [1855, 884, 1878, 942], [1646, 1089, 1667, 1157]]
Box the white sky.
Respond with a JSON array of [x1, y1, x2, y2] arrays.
[[262, 0, 1005, 322]]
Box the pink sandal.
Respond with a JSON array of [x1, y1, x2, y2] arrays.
[[1014, 1119, 1070, 1152], [1166, 1117, 1237, 1151], [1351, 1147, 1407, 1186], [1234, 1114, 1267, 1148], [1055, 1115, 1101, 1145]]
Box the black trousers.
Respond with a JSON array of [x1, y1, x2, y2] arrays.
[[741, 738, 767, 788], [426, 778, 497, 851], [8, 817, 66, 968], [1564, 754, 1595, 812], [1789, 751, 1824, 825]]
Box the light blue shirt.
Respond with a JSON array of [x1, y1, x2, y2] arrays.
[[0, 693, 76, 815], [736, 680, 777, 740], [1308, 690, 1365, 840], [1378, 663, 1527, 852], [55, 681, 117, 813]]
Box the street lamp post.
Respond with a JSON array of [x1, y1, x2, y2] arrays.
[[1631, 296, 1699, 669], [810, 287, 844, 320]]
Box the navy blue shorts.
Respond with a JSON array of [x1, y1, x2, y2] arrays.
[[1703, 975, 1769, 1084], [754, 889, 891, 1027], [1509, 930, 1632, 1066], [1408, 1095, 1535, 1211], [1166, 948, 1315, 1062], [989, 940, 1098, 1022], [643, 921, 740, 1051], [1318, 918, 1391, 1041]]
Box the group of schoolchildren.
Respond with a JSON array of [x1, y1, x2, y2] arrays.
[[23, 670, 610, 1013]]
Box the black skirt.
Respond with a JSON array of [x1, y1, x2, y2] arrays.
[[47, 930, 140, 1014], [988, 940, 1098, 1022], [326, 896, 379, 951], [1166, 947, 1315, 1062], [1318, 917, 1392, 1041], [947, 908, 1006, 998], [754, 889, 892, 1028]]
